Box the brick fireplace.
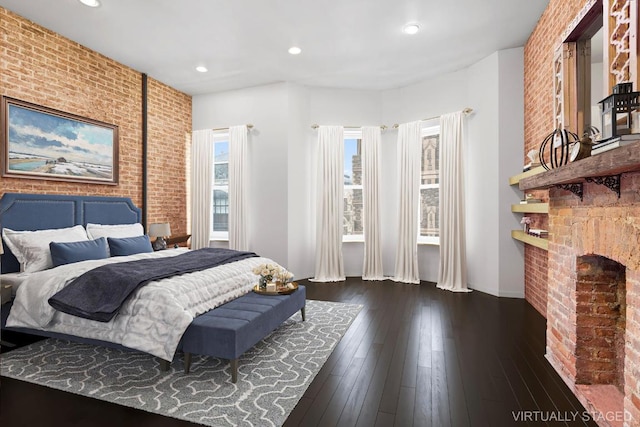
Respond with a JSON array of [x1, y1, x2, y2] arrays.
[[544, 174, 640, 427]]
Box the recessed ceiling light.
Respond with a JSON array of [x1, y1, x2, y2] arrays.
[[79, 0, 101, 7], [288, 46, 302, 55], [195, 66, 208, 73], [402, 23, 420, 35]]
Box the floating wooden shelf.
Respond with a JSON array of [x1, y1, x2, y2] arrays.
[[519, 140, 640, 191], [511, 203, 549, 213], [511, 230, 549, 250], [509, 165, 549, 250], [508, 166, 546, 185]]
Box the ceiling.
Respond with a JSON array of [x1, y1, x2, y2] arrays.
[[0, 0, 550, 96]]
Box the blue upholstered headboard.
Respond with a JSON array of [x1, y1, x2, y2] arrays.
[[0, 193, 142, 274]]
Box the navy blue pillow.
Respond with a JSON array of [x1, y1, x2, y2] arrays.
[[108, 235, 153, 257], [50, 237, 109, 267]]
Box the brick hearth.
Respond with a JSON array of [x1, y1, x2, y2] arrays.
[[545, 175, 640, 427]]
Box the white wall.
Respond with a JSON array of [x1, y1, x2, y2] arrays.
[[191, 49, 526, 297], [381, 70, 470, 125], [192, 83, 291, 268], [286, 84, 314, 278], [467, 53, 501, 294], [465, 48, 526, 298], [307, 88, 382, 277], [380, 69, 469, 282], [309, 88, 381, 125], [305, 80, 470, 282], [497, 48, 526, 298]]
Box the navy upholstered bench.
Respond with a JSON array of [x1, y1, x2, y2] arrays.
[[180, 285, 306, 382]]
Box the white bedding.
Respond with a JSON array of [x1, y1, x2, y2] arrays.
[[6, 249, 276, 361], [0, 272, 32, 295]]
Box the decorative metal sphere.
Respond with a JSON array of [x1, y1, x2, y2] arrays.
[[538, 128, 579, 170]]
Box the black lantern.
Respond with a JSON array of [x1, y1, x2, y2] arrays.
[[599, 82, 640, 141]]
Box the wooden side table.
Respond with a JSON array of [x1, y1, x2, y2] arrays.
[[165, 234, 191, 249]]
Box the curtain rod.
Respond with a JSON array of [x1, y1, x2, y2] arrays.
[[391, 107, 474, 129], [188, 124, 254, 134], [310, 124, 387, 130], [211, 124, 254, 132]]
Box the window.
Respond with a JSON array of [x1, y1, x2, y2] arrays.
[[341, 126, 440, 244], [211, 133, 229, 240], [343, 130, 363, 242], [419, 125, 440, 244]]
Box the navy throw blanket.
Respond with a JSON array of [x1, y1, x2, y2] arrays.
[[48, 248, 257, 322]]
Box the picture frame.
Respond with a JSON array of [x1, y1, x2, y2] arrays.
[[1, 96, 119, 185]]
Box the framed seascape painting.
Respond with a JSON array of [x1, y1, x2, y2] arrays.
[[1, 96, 119, 184]]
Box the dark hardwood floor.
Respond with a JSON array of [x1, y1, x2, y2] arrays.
[[1, 278, 597, 427]]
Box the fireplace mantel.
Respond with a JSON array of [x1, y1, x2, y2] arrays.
[[519, 140, 640, 191]]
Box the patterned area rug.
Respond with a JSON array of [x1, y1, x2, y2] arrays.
[[1, 300, 362, 427]]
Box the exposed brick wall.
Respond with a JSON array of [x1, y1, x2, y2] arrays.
[[525, 245, 549, 316], [524, 0, 589, 156], [146, 78, 191, 236], [0, 7, 191, 234], [523, 0, 591, 318]]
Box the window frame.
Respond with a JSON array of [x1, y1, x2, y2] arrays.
[[343, 130, 364, 243], [418, 124, 440, 245], [210, 131, 230, 241]]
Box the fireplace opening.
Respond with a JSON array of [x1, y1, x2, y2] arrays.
[[575, 255, 626, 392]]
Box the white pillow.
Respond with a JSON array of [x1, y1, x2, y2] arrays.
[[86, 223, 144, 240], [2, 225, 89, 273]]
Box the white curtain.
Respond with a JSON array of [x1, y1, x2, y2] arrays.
[[228, 125, 249, 251], [437, 111, 470, 292], [311, 126, 345, 282], [361, 126, 384, 280], [190, 129, 215, 250], [393, 121, 421, 284]]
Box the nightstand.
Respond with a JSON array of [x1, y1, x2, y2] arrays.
[[165, 234, 191, 249]]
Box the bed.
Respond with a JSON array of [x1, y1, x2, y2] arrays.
[[0, 193, 294, 376]]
